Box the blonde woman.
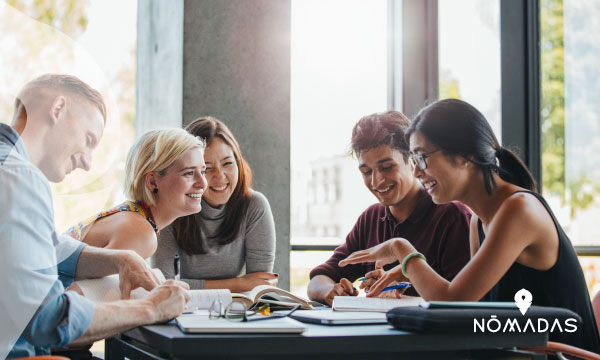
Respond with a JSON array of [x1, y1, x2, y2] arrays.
[[65, 128, 207, 259]]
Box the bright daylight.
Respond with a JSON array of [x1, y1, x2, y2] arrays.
[[1, 0, 599, 359]]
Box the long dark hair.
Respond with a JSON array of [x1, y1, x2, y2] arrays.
[[172, 116, 253, 254], [406, 99, 537, 194]]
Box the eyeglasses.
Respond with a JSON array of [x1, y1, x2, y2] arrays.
[[409, 149, 440, 171], [209, 300, 300, 322]]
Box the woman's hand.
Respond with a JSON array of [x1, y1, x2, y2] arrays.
[[339, 238, 412, 268], [237, 272, 279, 292]]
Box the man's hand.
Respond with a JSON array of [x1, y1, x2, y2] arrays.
[[365, 264, 407, 297], [119, 251, 161, 299], [145, 280, 191, 323], [324, 278, 358, 306], [358, 266, 385, 292]]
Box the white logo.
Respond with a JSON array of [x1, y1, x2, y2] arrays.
[[514, 288, 533, 315], [474, 288, 578, 333]]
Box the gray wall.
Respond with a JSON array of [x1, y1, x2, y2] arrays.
[[136, 0, 184, 131], [137, 0, 291, 289]]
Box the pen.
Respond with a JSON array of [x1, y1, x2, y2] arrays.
[[380, 283, 412, 293], [174, 254, 180, 281], [358, 277, 369, 281]]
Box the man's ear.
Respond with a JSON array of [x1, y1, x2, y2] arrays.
[[48, 96, 67, 125]]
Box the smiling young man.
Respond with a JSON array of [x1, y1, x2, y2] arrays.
[[0, 75, 191, 358], [307, 111, 471, 306]]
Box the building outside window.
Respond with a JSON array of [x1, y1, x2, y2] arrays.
[[290, 0, 387, 295]]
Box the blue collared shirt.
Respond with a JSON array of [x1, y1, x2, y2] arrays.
[[0, 123, 94, 359]]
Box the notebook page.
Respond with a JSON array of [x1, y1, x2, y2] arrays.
[[188, 289, 232, 310]]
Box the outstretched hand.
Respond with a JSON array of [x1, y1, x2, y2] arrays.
[[339, 238, 407, 268]]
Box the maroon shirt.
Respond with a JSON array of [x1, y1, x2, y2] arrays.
[[310, 189, 471, 294]]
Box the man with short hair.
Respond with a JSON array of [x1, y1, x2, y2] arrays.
[[307, 111, 471, 306], [0, 74, 190, 359]]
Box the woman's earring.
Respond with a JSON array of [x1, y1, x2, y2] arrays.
[[153, 188, 158, 194]]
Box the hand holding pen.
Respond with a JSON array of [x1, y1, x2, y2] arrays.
[[174, 254, 180, 281], [359, 265, 410, 298], [361, 264, 408, 297], [357, 266, 386, 292]]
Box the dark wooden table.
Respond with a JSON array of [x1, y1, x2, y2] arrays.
[[105, 321, 548, 360]]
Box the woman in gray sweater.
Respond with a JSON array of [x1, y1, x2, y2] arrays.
[[151, 117, 277, 292]]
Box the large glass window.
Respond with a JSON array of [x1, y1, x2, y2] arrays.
[[438, 0, 501, 137], [541, 0, 600, 295], [290, 0, 388, 295], [1, 1, 137, 357], [0, 0, 137, 232]]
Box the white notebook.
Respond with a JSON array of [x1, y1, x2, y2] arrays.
[[176, 314, 306, 334], [332, 296, 423, 312], [75, 270, 232, 310]]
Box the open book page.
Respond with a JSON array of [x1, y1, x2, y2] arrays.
[[232, 285, 314, 309], [332, 296, 423, 312], [75, 269, 232, 310]]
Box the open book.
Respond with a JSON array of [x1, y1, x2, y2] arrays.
[[75, 273, 314, 310], [233, 285, 315, 310], [332, 296, 423, 312]]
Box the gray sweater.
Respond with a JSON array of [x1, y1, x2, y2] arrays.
[[151, 189, 276, 289]]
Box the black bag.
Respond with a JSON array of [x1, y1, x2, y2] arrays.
[[386, 305, 581, 334]]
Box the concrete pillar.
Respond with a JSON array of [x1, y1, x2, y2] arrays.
[[137, 0, 291, 289], [136, 0, 184, 131]]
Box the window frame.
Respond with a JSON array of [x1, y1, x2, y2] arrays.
[[293, 0, 600, 256]]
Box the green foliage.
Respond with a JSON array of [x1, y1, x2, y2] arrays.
[[568, 174, 596, 217], [7, 0, 89, 37], [540, 0, 565, 200], [541, 0, 600, 216], [439, 70, 461, 100]]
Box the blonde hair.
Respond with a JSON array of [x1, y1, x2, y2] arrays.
[[16, 74, 107, 122], [124, 128, 206, 206]]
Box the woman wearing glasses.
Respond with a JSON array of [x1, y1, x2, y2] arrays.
[[340, 99, 599, 352], [152, 117, 277, 292]]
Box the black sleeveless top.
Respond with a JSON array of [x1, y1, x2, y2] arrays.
[[478, 191, 599, 352]]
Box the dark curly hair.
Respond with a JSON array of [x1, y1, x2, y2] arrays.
[[351, 110, 411, 163]]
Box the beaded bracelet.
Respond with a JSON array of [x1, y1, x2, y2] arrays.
[[401, 252, 426, 277]]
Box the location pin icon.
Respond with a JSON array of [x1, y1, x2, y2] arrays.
[[514, 288, 532, 315]]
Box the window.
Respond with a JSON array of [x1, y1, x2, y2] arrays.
[[0, 0, 137, 232], [438, 0, 501, 137], [1, 1, 137, 356], [540, 0, 600, 295], [290, 0, 388, 295]]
